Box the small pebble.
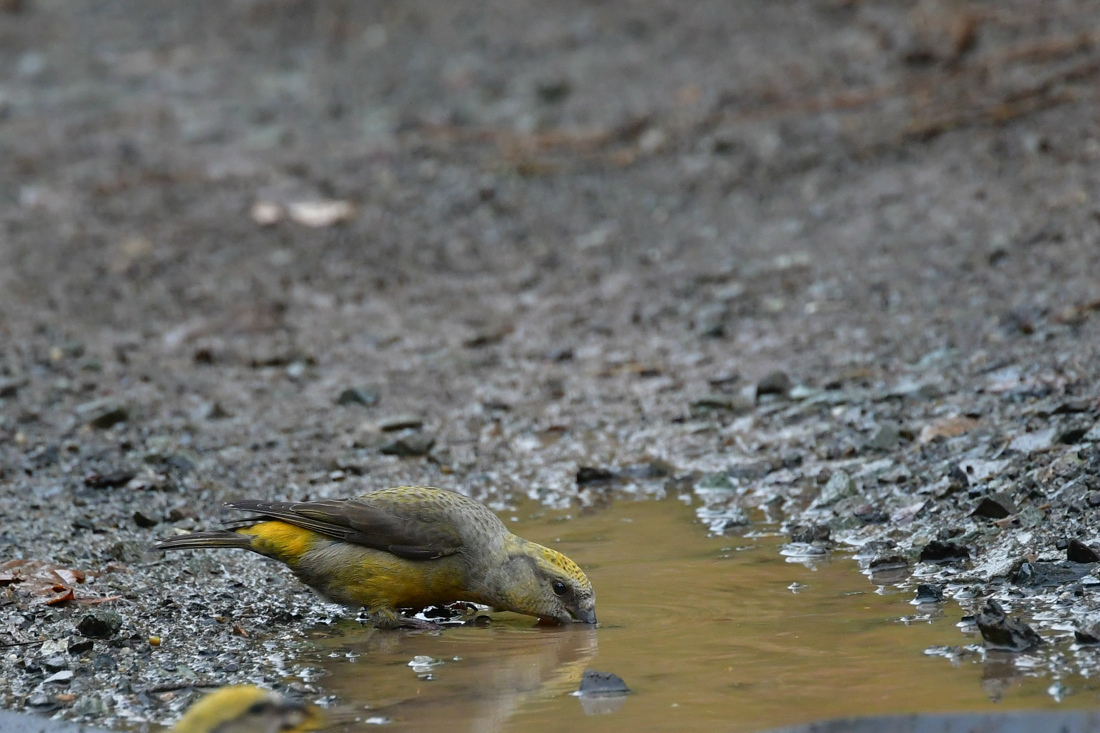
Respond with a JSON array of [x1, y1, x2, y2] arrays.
[[380, 433, 435, 457], [75, 398, 129, 429], [77, 610, 122, 639], [578, 670, 631, 696], [378, 414, 423, 432], [756, 371, 791, 399], [971, 494, 1018, 519], [1067, 539, 1100, 564], [577, 466, 616, 485]]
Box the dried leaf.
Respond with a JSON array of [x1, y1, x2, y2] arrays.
[[53, 568, 86, 586], [44, 588, 75, 606], [0, 560, 97, 602]]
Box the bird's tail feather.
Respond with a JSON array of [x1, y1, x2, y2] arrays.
[[155, 530, 252, 551]]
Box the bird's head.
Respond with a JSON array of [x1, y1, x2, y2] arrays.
[[487, 539, 597, 625], [173, 686, 324, 733]]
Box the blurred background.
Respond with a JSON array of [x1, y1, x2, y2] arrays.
[[2, 0, 1097, 503]]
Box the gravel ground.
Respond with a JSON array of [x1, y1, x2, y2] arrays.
[[2, 0, 1100, 727]]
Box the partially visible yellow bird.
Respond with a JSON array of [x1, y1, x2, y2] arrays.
[[172, 686, 323, 733], [156, 486, 596, 629]]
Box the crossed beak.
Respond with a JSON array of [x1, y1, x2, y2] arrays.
[[573, 607, 598, 625]]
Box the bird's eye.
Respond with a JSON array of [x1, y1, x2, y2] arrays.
[[552, 580, 568, 596]]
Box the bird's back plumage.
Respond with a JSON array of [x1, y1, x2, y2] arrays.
[[222, 485, 504, 560]]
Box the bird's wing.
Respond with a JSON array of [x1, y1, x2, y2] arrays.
[[223, 495, 464, 561]]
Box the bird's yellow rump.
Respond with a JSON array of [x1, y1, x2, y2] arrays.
[[156, 485, 596, 629], [172, 686, 323, 733]]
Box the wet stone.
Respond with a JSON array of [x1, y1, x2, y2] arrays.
[[546, 346, 574, 362], [336, 387, 380, 407], [577, 466, 616, 485], [167, 505, 196, 522], [1088, 492, 1100, 508], [813, 470, 856, 507], [202, 401, 232, 420], [109, 540, 148, 563], [914, 583, 945, 603], [43, 670, 73, 685], [576, 669, 630, 715], [75, 398, 129, 429], [1008, 427, 1057, 454], [1011, 560, 1094, 588], [756, 370, 791, 399], [866, 424, 901, 452], [1055, 423, 1090, 445], [693, 302, 728, 337], [1066, 539, 1100, 564], [618, 460, 673, 480], [378, 414, 423, 432], [694, 472, 736, 491], [1074, 622, 1100, 644], [919, 540, 970, 564], [788, 524, 830, 544], [0, 377, 23, 398], [164, 454, 195, 475], [696, 503, 751, 533], [789, 384, 821, 401], [708, 373, 741, 391], [132, 510, 159, 528], [869, 554, 910, 584], [379, 432, 435, 457], [870, 554, 908, 569], [947, 464, 970, 492], [77, 610, 122, 639], [975, 599, 1043, 651], [853, 503, 888, 524], [83, 470, 136, 489], [1053, 399, 1092, 415], [29, 445, 60, 468], [71, 695, 110, 717], [92, 654, 117, 671], [690, 393, 747, 412], [67, 638, 94, 655], [728, 462, 772, 481], [578, 670, 631, 696], [41, 655, 68, 672], [777, 452, 803, 470], [971, 494, 1018, 519]]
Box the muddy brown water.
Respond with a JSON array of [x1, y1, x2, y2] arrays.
[[301, 499, 1094, 733]]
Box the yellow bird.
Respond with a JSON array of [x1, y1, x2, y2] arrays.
[[172, 686, 323, 733], [156, 486, 596, 629]]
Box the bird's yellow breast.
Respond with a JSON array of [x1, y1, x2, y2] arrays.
[[239, 521, 471, 610]]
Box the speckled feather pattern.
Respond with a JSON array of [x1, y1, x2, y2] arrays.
[[531, 545, 589, 586]]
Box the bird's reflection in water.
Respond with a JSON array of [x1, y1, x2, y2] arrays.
[[311, 619, 599, 733], [980, 650, 1025, 703]]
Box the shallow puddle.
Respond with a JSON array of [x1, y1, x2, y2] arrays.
[[304, 497, 1095, 733]]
